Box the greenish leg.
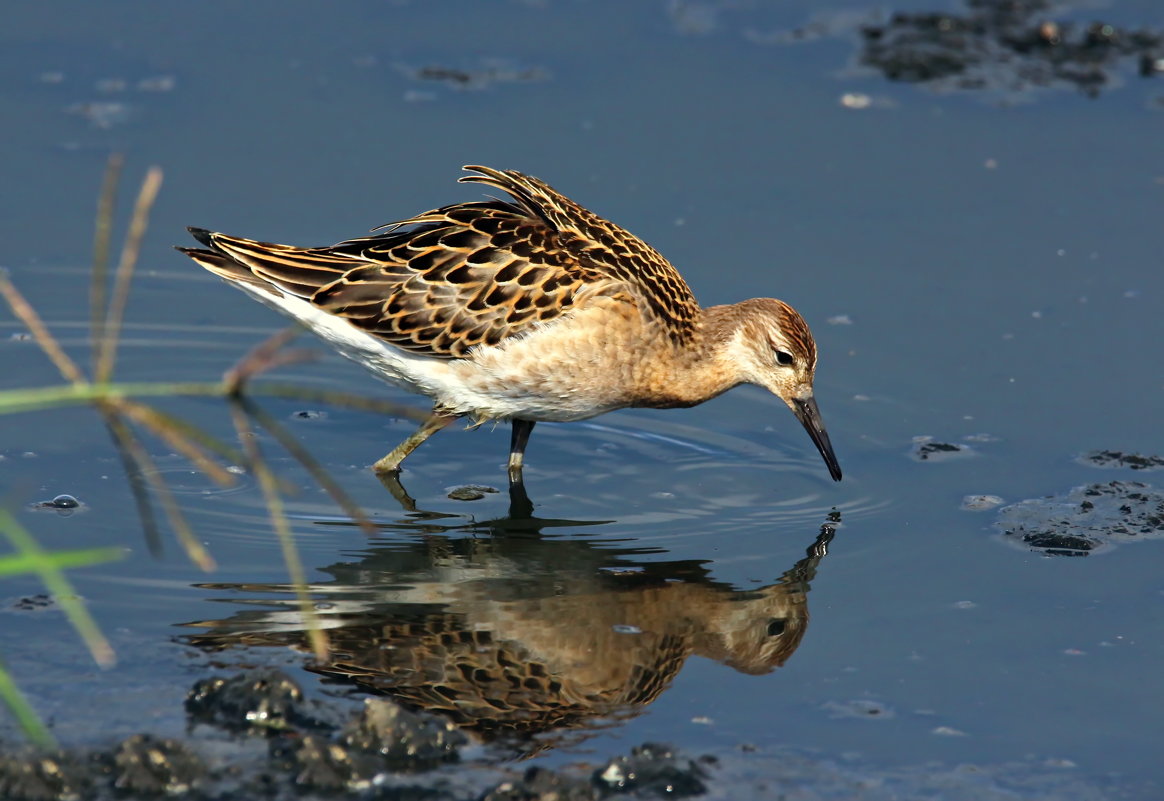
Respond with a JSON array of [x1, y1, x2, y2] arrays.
[[372, 411, 457, 474]]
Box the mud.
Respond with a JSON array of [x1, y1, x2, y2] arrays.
[[859, 0, 1163, 97], [995, 480, 1164, 556]]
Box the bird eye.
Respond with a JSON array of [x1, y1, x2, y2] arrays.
[[774, 350, 794, 367], [766, 618, 787, 637]]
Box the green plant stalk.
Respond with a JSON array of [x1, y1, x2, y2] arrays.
[[0, 658, 55, 749], [116, 400, 240, 487], [0, 381, 429, 419], [242, 398, 378, 536], [0, 547, 125, 577], [0, 509, 117, 668], [228, 402, 329, 661], [101, 409, 216, 571], [90, 154, 124, 357], [95, 166, 163, 384]]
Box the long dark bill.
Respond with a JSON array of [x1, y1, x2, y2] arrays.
[[792, 396, 843, 482]]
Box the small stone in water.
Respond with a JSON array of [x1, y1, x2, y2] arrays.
[[446, 485, 498, 501], [961, 494, 1003, 511]]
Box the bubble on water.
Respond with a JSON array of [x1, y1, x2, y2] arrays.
[[50, 494, 80, 509]]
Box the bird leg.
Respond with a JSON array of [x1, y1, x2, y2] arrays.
[[374, 470, 419, 512], [372, 411, 457, 474], [507, 419, 536, 482]]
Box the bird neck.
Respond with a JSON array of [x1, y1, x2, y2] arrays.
[[633, 303, 749, 408]]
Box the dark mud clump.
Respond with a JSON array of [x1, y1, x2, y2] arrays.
[[187, 669, 470, 794], [446, 484, 500, 501], [593, 743, 713, 797], [859, 0, 1164, 97], [0, 735, 203, 800], [0, 664, 1140, 799], [9, 594, 55, 611], [910, 438, 975, 462], [994, 481, 1164, 556], [1077, 450, 1164, 471], [481, 743, 712, 801], [0, 668, 711, 800], [482, 766, 599, 801], [185, 667, 341, 734], [337, 697, 466, 771], [401, 61, 550, 93]]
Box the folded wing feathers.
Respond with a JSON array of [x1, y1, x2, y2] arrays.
[[182, 166, 700, 359]]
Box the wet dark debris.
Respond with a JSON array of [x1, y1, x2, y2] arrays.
[[910, 438, 976, 462], [822, 698, 896, 719], [482, 765, 599, 801], [1078, 449, 1164, 471], [185, 668, 340, 734], [995, 480, 1164, 556], [446, 484, 500, 501], [401, 60, 550, 92], [0, 661, 1136, 800], [0, 751, 92, 801], [0, 667, 719, 800], [481, 743, 712, 801], [9, 594, 55, 612], [593, 743, 713, 798], [107, 735, 204, 796], [961, 494, 1004, 511], [339, 698, 466, 772], [0, 736, 203, 801], [859, 0, 1164, 97]]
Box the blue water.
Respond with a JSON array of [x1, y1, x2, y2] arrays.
[[2, 1, 1163, 796]]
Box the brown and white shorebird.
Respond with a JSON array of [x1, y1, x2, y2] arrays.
[[178, 166, 842, 481]]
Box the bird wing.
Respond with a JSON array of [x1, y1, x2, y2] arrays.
[[181, 166, 699, 359], [460, 166, 699, 343]]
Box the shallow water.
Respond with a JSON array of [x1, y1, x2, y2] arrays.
[[2, 1, 1163, 797]]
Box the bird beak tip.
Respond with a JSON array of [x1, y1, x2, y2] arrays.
[[791, 396, 842, 483]]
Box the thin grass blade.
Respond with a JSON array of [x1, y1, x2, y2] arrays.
[[116, 399, 239, 487], [241, 397, 378, 535], [95, 166, 163, 385], [90, 154, 124, 363], [0, 273, 87, 385], [227, 401, 329, 660], [0, 657, 56, 749], [102, 410, 216, 571], [0, 508, 115, 668], [0, 546, 125, 577], [222, 326, 305, 394]]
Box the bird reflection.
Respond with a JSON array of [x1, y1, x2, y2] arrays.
[[182, 483, 837, 756]]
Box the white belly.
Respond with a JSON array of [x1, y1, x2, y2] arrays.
[[239, 285, 634, 423]]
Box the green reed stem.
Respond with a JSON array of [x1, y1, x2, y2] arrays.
[[90, 154, 124, 363], [0, 657, 55, 749], [95, 167, 163, 384], [227, 402, 329, 660], [0, 509, 120, 668]]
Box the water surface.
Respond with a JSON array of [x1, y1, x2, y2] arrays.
[[2, 1, 1163, 796]]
